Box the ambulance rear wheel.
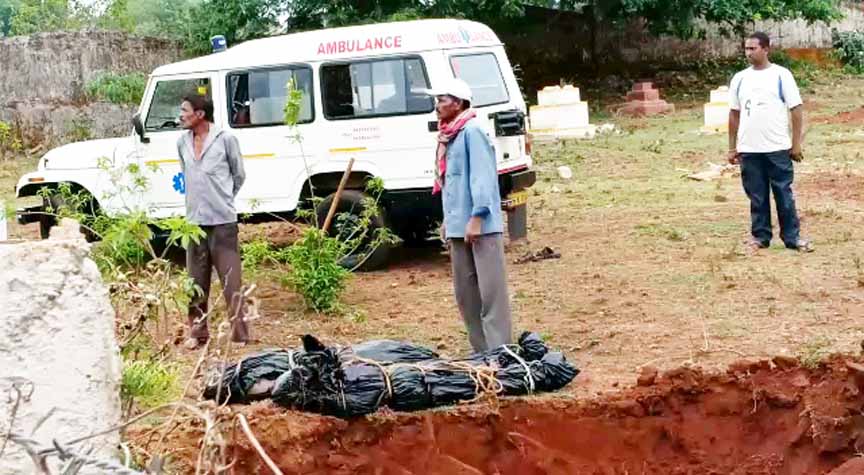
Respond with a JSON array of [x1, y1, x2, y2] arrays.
[[315, 190, 393, 272]]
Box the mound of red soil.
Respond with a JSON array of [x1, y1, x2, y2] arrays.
[[816, 107, 864, 125], [144, 356, 864, 474]]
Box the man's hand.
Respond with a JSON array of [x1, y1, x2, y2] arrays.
[[465, 217, 482, 245], [790, 144, 804, 162], [727, 150, 741, 165]]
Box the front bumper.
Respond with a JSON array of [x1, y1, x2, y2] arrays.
[[17, 205, 43, 225]]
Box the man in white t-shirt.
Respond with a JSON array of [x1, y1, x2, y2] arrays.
[[728, 31, 812, 252]]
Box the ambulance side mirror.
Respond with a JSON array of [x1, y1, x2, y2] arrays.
[[132, 113, 150, 144]]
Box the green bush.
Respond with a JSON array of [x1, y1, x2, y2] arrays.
[[769, 50, 820, 88], [121, 358, 180, 409], [285, 228, 349, 314], [85, 72, 147, 106], [833, 29, 864, 74], [241, 239, 290, 274], [0, 120, 23, 160]]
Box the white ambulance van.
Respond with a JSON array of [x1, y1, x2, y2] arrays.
[[16, 19, 535, 269]]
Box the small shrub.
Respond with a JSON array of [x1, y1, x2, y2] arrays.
[[121, 358, 180, 409], [769, 50, 820, 88], [833, 29, 864, 74], [285, 227, 349, 314], [91, 213, 153, 271], [86, 72, 147, 105], [798, 337, 832, 369], [241, 239, 290, 275], [0, 120, 23, 160]]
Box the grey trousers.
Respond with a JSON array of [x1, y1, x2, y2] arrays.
[[449, 233, 513, 353], [187, 223, 249, 343]]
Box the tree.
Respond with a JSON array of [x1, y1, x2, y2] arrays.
[[0, 0, 19, 37], [183, 0, 284, 54], [590, 0, 843, 38], [9, 0, 69, 35], [125, 0, 196, 40], [282, 0, 526, 31], [278, 0, 842, 39], [97, 0, 135, 32]]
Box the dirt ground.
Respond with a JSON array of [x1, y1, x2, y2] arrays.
[[6, 74, 864, 473], [173, 76, 864, 400]]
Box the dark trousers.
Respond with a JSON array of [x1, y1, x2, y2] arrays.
[[187, 223, 249, 342], [740, 150, 801, 248]]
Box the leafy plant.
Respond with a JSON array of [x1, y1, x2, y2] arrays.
[[798, 336, 833, 369], [284, 227, 349, 313], [769, 49, 821, 88], [121, 358, 180, 411], [241, 239, 290, 276], [0, 120, 22, 160], [280, 79, 398, 312], [85, 72, 147, 106], [833, 29, 864, 74]]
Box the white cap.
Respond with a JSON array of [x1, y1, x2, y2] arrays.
[[424, 78, 473, 102]]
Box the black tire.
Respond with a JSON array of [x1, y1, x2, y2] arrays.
[[150, 227, 187, 267], [38, 195, 61, 239], [38, 193, 98, 241], [315, 190, 393, 271]]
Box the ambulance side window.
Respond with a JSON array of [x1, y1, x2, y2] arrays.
[[145, 78, 211, 132], [450, 53, 509, 107], [321, 56, 433, 120], [227, 66, 314, 128]]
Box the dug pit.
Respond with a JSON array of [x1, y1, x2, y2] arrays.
[[143, 356, 864, 474]]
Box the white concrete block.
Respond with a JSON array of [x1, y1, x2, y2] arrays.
[[0, 200, 6, 241], [710, 86, 730, 104], [529, 102, 590, 131], [537, 85, 581, 106], [703, 86, 731, 132]]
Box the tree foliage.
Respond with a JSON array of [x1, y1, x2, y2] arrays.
[[8, 0, 69, 35], [182, 0, 284, 54], [0, 0, 845, 48], [592, 0, 843, 38], [282, 0, 525, 31]]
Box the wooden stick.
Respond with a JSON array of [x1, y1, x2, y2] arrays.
[[236, 414, 284, 475], [321, 157, 355, 233]]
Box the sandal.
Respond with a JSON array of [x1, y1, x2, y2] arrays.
[[745, 239, 769, 252], [183, 338, 207, 350], [788, 239, 814, 253]]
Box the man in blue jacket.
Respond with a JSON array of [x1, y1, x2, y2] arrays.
[[429, 78, 512, 353]]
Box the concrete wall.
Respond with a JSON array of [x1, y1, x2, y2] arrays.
[[601, 3, 864, 65], [0, 30, 183, 148], [0, 220, 122, 474], [0, 30, 182, 103]]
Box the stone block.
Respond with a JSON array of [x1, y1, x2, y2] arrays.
[[620, 100, 675, 117], [620, 82, 674, 117], [626, 89, 660, 102], [0, 222, 121, 474]]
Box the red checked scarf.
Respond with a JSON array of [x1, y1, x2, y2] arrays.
[[432, 108, 476, 194]]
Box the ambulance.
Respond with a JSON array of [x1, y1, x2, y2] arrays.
[[16, 19, 535, 269]]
